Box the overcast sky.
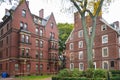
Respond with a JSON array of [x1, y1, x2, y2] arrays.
[[0, 0, 120, 24]]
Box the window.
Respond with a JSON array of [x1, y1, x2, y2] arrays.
[[101, 24, 107, 31], [27, 64, 30, 71], [7, 23, 9, 31], [6, 48, 8, 57], [36, 27, 39, 35], [78, 30, 83, 38], [79, 63, 84, 71], [51, 23, 54, 28], [69, 43, 74, 50], [21, 48, 25, 56], [26, 49, 29, 56], [24, 23, 28, 30], [102, 61, 109, 69], [36, 64, 38, 71], [0, 40, 3, 47], [0, 51, 3, 58], [70, 63, 74, 71], [40, 41, 43, 48], [21, 34, 25, 42], [26, 35, 29, 43], [22, 10, 26, 17], [70, 53, 74, 61], [0, 64, 2, 70], [40, 51, 43, 59], [40, 64, 43, 71], [111, 61, 114, 67], [1, 29, 3, 35], [36, 51, 39, 58], [102, 35, 108, 44], [102, 47, 109, 57], [93, 62, 96, 69], [78, 41, 83, 48], [79, 51, 83, 59], [20, 22, 23, 29], [40, 29, 43, 36], [50, 32, 54, 39], [6, 36, 8, 44], [15, 64, 19, 71], [118, 36, 120, 44], [36, 40, 39, 47]]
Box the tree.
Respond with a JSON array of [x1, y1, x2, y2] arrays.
[[58, 23, 73, 55], [62, 0, 113, 68], [0, 0, 22, 5], [58, 23, 73, 69]]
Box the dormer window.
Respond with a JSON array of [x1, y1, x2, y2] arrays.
[[101, 24, 107, 31], [22, 9, 26, 17]]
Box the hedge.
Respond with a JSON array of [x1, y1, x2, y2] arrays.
[[52, 77, 107, 80]]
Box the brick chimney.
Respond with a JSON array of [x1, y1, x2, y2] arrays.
[[39, 9, 44, 18], [5, 9, 9, 14]]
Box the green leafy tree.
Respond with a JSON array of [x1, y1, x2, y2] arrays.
[[58, 23, 73, 55], [58, 23, 73, 69]]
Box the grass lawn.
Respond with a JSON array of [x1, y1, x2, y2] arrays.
[[15, 75, 52, 80]]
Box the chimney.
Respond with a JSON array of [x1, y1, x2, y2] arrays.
[[5, 9, 9, 14], [27, 1, 29, 7], [39, 9, 44, 18]]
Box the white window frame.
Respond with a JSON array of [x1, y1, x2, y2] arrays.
[[119, 48, 120, 58], [79, 63, 84, 71], [15, 64, 19, 71], [78, 41, 83, 48], [78, 30, 83, 38], [69, 43, 74, 50], [93, 62, 96, 69], [102, 35, 108, 44], [102, 61, 109, 69], [79, 51, 83, 59], [101, 24, 107, 31], [118, 36, 120, 44], [70, 63, 74, 71], [102, 47, 109, 57]]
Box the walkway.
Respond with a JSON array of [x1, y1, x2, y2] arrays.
[[0, 77, 52, 80]]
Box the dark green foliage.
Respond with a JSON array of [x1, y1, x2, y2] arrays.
[[57, 23, 73, 55], [93, 69, 107, 78], [58, 69, 71, 77], [71, 68, 82, 77], [110, 77, 120, 80], [84, 68, 94, 78], [110, 70, 120, 74], [52, 77, 107, 80]]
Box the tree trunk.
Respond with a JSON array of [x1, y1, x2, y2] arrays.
[[81, 15, 97, 68]]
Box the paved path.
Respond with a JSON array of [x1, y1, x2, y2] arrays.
[[0, 77, 52, 80]]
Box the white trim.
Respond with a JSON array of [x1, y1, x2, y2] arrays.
[[102, 47, 109, 57], [79, 63, 84, 71], [70, 63, 74, 71], [102, 61, 109, 69], [102, 35, 108, 44]]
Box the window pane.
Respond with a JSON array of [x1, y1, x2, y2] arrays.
[[15, 64, 19, 71], [22, 10, 26, 17]]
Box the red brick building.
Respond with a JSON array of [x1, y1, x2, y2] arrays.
[[0, 0, 59, 76], [65, 12, 120, 71]]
